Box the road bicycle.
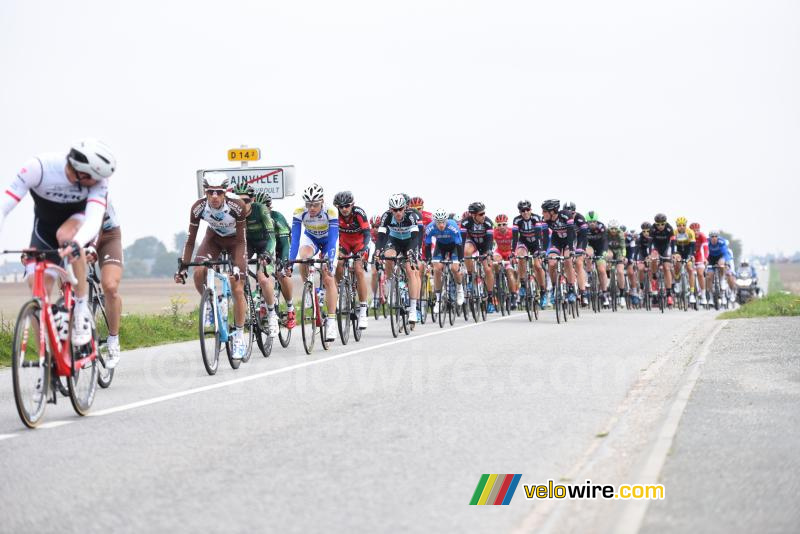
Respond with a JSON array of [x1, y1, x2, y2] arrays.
[[290, 257, 333, 354], [381, 252, 415, 337], [273, 260, 293, 348], [181, 252, 251, 375], [246, 255, 275, 357], [371, 258, 388, 320], [434, 259, 458, 328], [87, 259, 114, 388], [6, 249, 99, 428], [516, 254, 540, 322], [550, 255, 570, 324], [336, 253, 365, 345]]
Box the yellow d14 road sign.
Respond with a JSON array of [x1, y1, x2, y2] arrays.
[[227, 148, 261, 161]]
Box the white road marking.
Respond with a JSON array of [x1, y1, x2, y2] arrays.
[[615, 320, 726, 534], [88, 314, 516, 418], [38, 420, 74, 429], [0, 433, 19, 441]]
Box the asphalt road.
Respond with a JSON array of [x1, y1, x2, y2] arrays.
[[0, 299, 790, 533]]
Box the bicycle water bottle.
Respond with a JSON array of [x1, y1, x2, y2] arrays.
[[52, 305, 69, 341], [218, 295, 228, 320], [318, 287, 326, 307]]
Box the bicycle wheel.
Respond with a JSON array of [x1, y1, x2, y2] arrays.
[[240, 284, 255, 363], [198, 289, 220, 375], [479, 281, 488, 321], [554, 280, 563, 324], [524, 279, 532, 321], [92, 293, 114, 388], [223, 297, 242, 370], [389, 277, 401, 338], [320, 306, 331, 351], [254, 286, 274, 358], [67, 314, 99, 416], [610, 273, 618, 313], [419, 271, 429, 325], [352, 293, 363, 342], [300, 281, 316, 354], [275, 280, 292, 348], [438, 292, 446, 328], [11, 300, 50, 428], [400, 281, 410, 336], [658, 274, 666, 313], [337, 279, 352, 345]]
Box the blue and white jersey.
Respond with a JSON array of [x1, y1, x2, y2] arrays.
[[708, 237, 733, 261], [289, 204, 340, 261], [425, 219, 462, 245]]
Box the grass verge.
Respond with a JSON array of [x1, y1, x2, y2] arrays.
[[719, 292, 800, 319], [0, 305, 199, 368]]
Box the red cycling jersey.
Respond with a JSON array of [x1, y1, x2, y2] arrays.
[[338, 206, 370, 254], [494, 225, 516, 261], [694, 231, 708, 263]]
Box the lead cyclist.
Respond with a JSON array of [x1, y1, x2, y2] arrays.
[[0, 139, 116, 347]]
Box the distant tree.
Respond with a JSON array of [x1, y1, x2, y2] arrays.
[[719, 230, 742, 263], [124, 236, 167, 260], [173, 231, 188, 254], [125, 258, 150, 278], [151, 250, 179, 278]]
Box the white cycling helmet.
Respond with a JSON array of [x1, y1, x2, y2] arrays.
[[202, 172, 229, 189], [68, 138, 116, 180], [388, 193, 407, 209], [608, 219, 619, 229], [302, 183, 324, 202], [433, 208, 448, 221]]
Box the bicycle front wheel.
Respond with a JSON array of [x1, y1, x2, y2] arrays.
[[199, 288, 220, 375], [67, 312, 99, 417], [337, 280, 351, 345], [92, 296, 114, 388], [12, 300, 50, 428], [300, 282, 316, 354], [389, 278, 401, 338]]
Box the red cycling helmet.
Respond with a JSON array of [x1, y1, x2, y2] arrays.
[[689, 222, 700, 231], [369, 215, 381, 227], [408, 196, 424, 209], [495, 213, 509, 224]]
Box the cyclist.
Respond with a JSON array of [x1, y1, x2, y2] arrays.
[[408, 196, 432, 306], [287, 183, 340, 342], [333, 191, 371, 329], [584, 211, 610, 307], [233, 183, 279, 338], [492, 213, 519, 309], [369, 214, 384, 310], [462, 202, 496, 312], [85, 199, 124, 368], [513, 199, 547, 308], [690, 222, 708, 306], [375, 194, 421, 322], [563, 201, 589, 305], [0, 139, 116, 346], [606, 219, 626, 308], [706, 230, 736, 297], [636, 222, 654, 303], [542, 199, 578, 303], [175, 172, 249, 358], [672, 216, 697, 305], [253, 191, 294, 328], [424, 208, 465, 312], [625, 228, 639, 306], [648, 213, 675, 306]]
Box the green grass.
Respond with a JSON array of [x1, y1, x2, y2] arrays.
[[768, 263, 784, 294], [0, 304, 200, 368], [719, 292, 800, 319]]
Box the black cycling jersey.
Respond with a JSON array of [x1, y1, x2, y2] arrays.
[[636, 232, 653, 260], [586, 222, 608, 254], [545, 210, 575, 250], [376, 209, 420, 251], [461, 217, 494, 247], [513, 213, 545, 250], [649, 223, 675, 255]]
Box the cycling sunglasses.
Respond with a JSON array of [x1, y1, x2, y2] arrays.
[[206, 189, 226, 196]]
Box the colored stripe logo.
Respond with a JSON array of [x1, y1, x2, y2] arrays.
[[470, 474, 522, 505]]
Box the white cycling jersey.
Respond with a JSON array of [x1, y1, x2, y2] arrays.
[[1, 152, 108, 245]]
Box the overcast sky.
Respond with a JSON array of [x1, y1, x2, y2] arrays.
[[1, 0, 798, 258]]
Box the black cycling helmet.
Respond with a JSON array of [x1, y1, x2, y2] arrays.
[[517, 199, 532, 211], [468, 201, 486, 214], [620, 225, 627, 232], [541, 199, 560, 212], [654, 213, 667, 223], [333, 190, 354, 207], [563, 201, 576, 213], [641, 221, 652, 230]]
